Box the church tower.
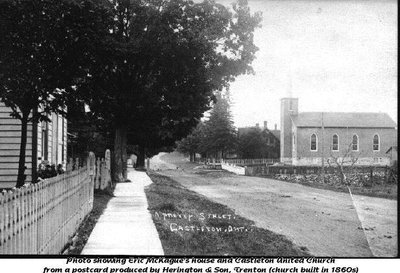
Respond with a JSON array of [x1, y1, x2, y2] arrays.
[[280, 97, 298, 163]]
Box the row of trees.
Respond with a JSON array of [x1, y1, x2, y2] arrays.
[[177, 92, 279, 160], [0, 0, 262, 187]]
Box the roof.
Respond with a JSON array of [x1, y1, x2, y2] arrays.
[[386, 146, 398, 154], [292, 112, 397, 128], [270, 129, 280, 140], [237, 126, 280, 141], [238, 126, 259, 136]]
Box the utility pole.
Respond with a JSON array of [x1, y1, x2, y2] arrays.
[[321, 112, 325, 182]]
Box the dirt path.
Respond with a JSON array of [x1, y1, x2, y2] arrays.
[[149, 153, 397, 257]]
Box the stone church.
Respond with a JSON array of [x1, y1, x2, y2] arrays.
[[280, 98, 397, 166]]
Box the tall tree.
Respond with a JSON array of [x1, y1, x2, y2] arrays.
[[0, 0, 111, 187], [201, 92, 237, 159], [80, 0, 261, 176]]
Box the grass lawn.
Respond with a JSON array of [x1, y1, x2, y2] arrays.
[[62, 188, 114, 255], [146, 172, 310, 256]]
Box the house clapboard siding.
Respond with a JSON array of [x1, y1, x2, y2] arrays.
[[0, 103, 32, 188], [0, 102, 67, 188]]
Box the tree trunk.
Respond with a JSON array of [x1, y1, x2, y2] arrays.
[[122, 132, 127, 179], [136, 145, 145, 169], [31, 114, 38, 184], [113, 125, 127, 182], [16, 116, 28, 188], [192, 152, 196, 162], [339, 165, 346, 184]]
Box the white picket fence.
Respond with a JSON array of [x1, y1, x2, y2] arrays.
[[0, 149, 114, 254], [0, 165, 94, 254], [223, 158, 279, 166]]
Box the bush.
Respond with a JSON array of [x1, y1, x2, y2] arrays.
[[37, 162, 65, 182]]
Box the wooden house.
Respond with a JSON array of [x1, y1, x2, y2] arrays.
[[0, 102, 67, 188], [237, 121, 280, 159]]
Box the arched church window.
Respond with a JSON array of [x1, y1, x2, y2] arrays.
[[332, 134, 339, 151], [352, 135, 359, 151], [310, 134, 317, 151], [373, 134, 380, 151]]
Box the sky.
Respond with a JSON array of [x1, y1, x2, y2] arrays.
[[216, 0, 397, 129]]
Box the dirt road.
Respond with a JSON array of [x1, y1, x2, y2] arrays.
[[149, 152, 397, 257]]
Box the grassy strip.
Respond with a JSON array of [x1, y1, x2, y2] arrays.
[[146, 172, 310, 256], [63, 188, 114, 255]]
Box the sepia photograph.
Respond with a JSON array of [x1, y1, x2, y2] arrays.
[[0, 0, 397, 260]]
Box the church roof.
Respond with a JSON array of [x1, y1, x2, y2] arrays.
[[292, 112, 397, 128]]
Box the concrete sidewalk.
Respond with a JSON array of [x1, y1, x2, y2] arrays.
[[81, 168, 164, 255]]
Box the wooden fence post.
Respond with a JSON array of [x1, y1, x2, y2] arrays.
[[96, 158, 101, 190], [88, 152, 96, 189], [66, 158, 73, 172], [105, 149, 111, 171], [105, 149, 111, 188]]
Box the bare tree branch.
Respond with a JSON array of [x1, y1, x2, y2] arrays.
[[328, 141, 362, 184]]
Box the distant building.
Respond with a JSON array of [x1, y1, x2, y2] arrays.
[[280, 98, 397, 166], [238, 121, 280, 159], [0, 102, 67, 188]]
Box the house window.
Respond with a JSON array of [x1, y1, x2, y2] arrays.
[[352, 134, 359, 151], [373, 134, 379, 151], [332, 134, 339, 151], [310, 134, 317, 151]]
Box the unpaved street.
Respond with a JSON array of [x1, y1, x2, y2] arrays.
[[149, 152, 397, 257]]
